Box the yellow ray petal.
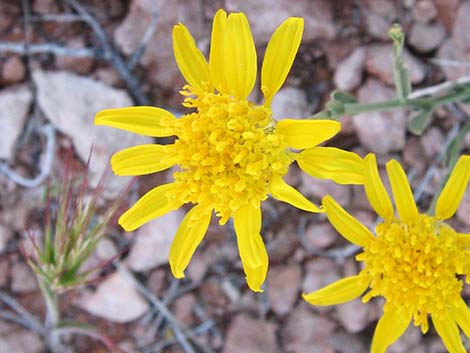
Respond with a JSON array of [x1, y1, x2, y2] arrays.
[[95, 107, 178, 137], [371, 310, 410, 353], [119, 183, 183, 231], [432, 314, 467, 353], [302, 275, 369, 306], [458, 233, 470, 248], [270, 175, 322, 213], [435, 155, 470, 220], [234, 203, 263, 268], [323, 195, 374, 247], [261, 17, 304, 105], [364, 154, 394, 220], [296, 147, 365, 185], [224, 12, 257, 99], [111, 144, 177, 176], [234, 204, 268, 292], [242, 234, 268, 293], [450, 297, 470, 338], [172, 24, 212, 92], [209, 9, 228, 94], [275, 119, 341, 149], [386, 160, 419, 223], [169, 205, 212, 278]]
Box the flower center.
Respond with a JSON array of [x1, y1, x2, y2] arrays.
[[358, 214, 469, 332], [170, 88, 292, 224]]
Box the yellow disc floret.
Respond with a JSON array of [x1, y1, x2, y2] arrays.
[[358, 214, 469, 333], [171, 86, 292, 224]]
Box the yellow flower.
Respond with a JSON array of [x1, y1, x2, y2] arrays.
[[95, 9, 364, 292], [303, 154, 470, 353]]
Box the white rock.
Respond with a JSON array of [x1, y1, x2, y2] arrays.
[[127, 210, 184, 272], [334, 47, 366, 91], [81, 271, 149, 323], [32, 70, 152, 195], [0, 85, 32, 160], [271, 87, 311, 120], [353, 79, 407, 155]]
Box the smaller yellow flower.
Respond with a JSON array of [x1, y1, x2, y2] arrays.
[[95, 9, 365, 292], [303, 154, 470, 353]]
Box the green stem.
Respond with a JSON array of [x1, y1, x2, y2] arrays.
[[38, 279, 60, 328], [344, 87, 470, 115]]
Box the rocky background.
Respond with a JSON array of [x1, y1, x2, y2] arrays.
[[0, 0, 470, 352]]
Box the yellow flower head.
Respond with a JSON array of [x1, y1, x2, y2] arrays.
[[303, 154, 470, 353], [95, 9, 364, 292]]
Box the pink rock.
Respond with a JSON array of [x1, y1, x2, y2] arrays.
[[366, 44, 426, 85], [114, 0, 205, 89], [55, 37, 94, 74], [223, 314, 278, 353], [282, 302, 337, 353], [353, 79, 407, 155], [80, 271, 149, 323], [1, 56, 25, 84], [437, 40, 470, 81], [172, 293, 196, 325], [0, 85, 32, 160], [434, 0, 460, 32], [271, 87, 312, 120], [409, 22, 446, 53], [267, 264, 302, 317], [336, 298, 371, 333], [304, 222, 338, 249], [457, 191, 470, 227], [334, 47, 366, 91], [299, 174, 351, 206], [127, 210, 184, 272], [225, 0, 336, 44], [420, 127, 444, 159], [0, 322, 44, 353], [452, 1, 470, 52], [302, 258, 341, 294], [412, 0, 438, 23], [10, 261, 37, 294]]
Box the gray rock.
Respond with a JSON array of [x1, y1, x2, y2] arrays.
[[32, 70, 152, 195], [0, 85, 32, 160]]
